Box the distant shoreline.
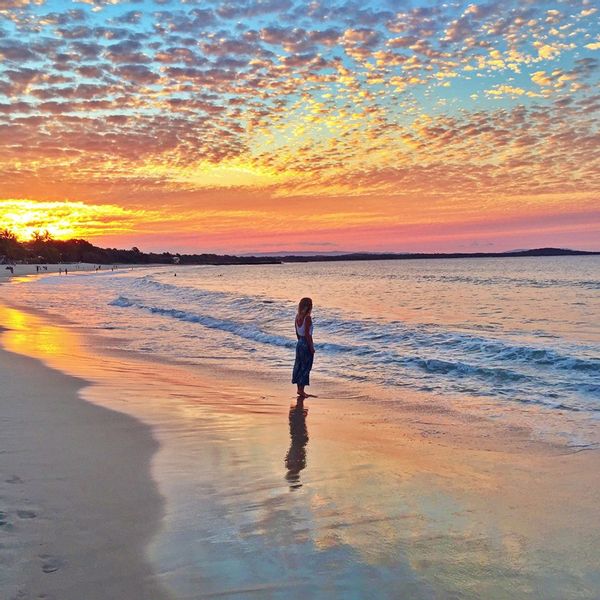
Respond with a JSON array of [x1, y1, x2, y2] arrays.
[[2, 244, 598, 268], [267, 247, 600, 264]]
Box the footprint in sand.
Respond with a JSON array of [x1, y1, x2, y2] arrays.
[[39, 555, 65, 574], [0, 511, 14, 530], [17, 509, 37, 519]]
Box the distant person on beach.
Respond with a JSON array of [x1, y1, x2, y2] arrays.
[[292, 297, 315, 398]]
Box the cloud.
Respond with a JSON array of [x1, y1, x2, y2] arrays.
[[0, 0, 597, 254], [116, 64, 159, 84], [0, 0, 45, 7], [535, 43, 561, 60], [0, 41, 39, 62]]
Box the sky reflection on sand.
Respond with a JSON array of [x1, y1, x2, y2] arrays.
[[1, 305, 599, 599], [2, 305, 81, 359]]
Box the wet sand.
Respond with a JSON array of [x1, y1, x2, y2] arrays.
[[0, 344, 169, 599], [1, 304, 599, 599]]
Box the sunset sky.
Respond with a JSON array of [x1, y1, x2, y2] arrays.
[[0, 0, 598, 253]]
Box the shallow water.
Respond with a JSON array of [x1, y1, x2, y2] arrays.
[[1, 301, 599, 600], [7, 256, 600, 442]]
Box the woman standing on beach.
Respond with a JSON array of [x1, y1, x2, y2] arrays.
[[292, 297, 315, 398]]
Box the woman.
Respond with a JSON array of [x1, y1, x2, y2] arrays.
[[292, 297, 315, 398]]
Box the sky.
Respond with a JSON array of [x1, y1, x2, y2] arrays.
[[0, 0, 598, 253]]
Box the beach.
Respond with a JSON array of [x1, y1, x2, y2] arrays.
[[1, 259, 599, 598], [0, 263, 101, 281], [0, 342, 168, 599]]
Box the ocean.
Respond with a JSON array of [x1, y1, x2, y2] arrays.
[[8, 256, 600, 442], [4, 255, 600, 599]]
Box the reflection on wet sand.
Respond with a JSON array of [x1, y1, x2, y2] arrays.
[[3, 305, 600, 599], [285, 400, 309, 489]]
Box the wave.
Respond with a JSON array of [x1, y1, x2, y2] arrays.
[[412, 273, 600, 290], [11, 263, 600, 420], [111, 295, 297, 349], [108, 294, 600, 405], [127, 278, 599, 372], [110, 285, 600, 378], [429, 333, 599, 374], [404, 357, 529, 382]]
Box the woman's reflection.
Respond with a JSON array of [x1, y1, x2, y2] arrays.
[[285, 399, 309, 489]]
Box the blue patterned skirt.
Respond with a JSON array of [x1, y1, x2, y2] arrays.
[[292, 338, 313, 386]]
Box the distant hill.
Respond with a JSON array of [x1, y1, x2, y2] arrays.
[[242, 250, 358, 257], [1, 231, 598, 266], [270, 248, 600, 263]]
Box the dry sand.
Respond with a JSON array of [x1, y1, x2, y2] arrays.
[[0, 263, 101, 280], [0, 345, 170, 600]]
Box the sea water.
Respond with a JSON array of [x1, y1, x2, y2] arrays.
[[7, 256, 600, 440], [5, 256, 600, 599]]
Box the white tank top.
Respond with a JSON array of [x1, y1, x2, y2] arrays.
[[296, 316, 313, 337]]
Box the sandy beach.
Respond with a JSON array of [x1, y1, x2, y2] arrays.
[[1, 296, 599, 599], [0, 342, 169, 599], [0, 263, 102, 281]]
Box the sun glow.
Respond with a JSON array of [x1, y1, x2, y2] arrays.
[[0, 199, 148, 241]]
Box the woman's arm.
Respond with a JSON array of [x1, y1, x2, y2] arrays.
[[304, 316, 315, 354]]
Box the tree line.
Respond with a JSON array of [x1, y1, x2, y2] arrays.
[[2, 229, 595, 266], [0, 230, 280, 265]]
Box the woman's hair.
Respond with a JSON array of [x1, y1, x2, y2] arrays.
[[298, 297, 313, 316]]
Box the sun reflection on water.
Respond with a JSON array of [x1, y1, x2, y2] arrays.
[[0, 306, 81, 361]]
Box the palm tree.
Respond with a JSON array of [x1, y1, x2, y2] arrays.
[[30, 230, 53, 243], [0, 228, 17, 241]]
